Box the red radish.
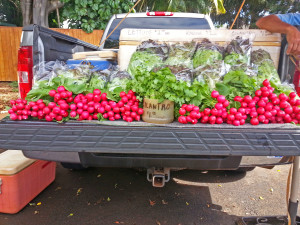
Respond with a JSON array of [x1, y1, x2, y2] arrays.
[[81, 111, 89, 119], [181, 104, 187, 109], [229, 108, 237, 115], [216, 117, 223, 124], [223, 100, 230, 108], [53, 107, 60, 114], [227, 114, 235, 121], [82, 105, 88, 110], [243, 95, 252, 103], [217, 95, 226, 103], [279, 101, 289, 109], [60, 92, 68, 99], [234, 96, 243, 102], [137, 108, 144, 115], [93, 89, 101, 95], [101, 93, 107, 101], [257, 100, 266, 107], [285, 107, 293, 114], [235, 112, 243, 120], [120, 91, 126, 97], [98, 107, 105, 114], [262, 91, 270, 97], [55, 115, 63, 121], [204, 108, 211, 115], [86, 93, 94, 102], [43, 107, 50, 114], [70, 111, 77, 118], [113, 107, 120, 113], [215, 103, 223, 110], [121, 96, 128, 103], [131, 105, 138, 112], [211, 108, 218, 116], [211, 90, 219, 98], [233, 120, 240, 126], [289, 92, 297, 99], [193, 106, 200, 112], [126, 117, 133, 123], [88, 107, 95, 114], [257, 107, 265, 115], [10, 113, 17, 120], [124, 105, 131, 111], [54, 93, 61, 100], [250, 118, 259, 125], [115, 114, 121, 120], [57, 86, 66, 92], [70, 104, 77, 111], [262, 79, 270, 87], [186, 105, 193, 112], [238, 108, 246, 114], [264, 111, 272, 118], [179, 108, 186, 115], [255, 90, 262, 97], [279, 93, 288, 101], [107, 111, 114, 118], [49, 90, 56, 97]]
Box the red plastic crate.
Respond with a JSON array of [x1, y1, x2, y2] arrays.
[[0, 151, 56, 214]]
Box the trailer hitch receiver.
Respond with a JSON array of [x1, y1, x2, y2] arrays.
[[147, 168, 170, 187]]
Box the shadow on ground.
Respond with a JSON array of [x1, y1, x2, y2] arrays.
[[0, 165, 245, 225]]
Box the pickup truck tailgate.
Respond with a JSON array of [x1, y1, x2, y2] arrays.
[[1, 119, 300, 156]]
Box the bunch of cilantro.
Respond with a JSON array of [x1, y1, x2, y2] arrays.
[[127, 67, 215, 112]]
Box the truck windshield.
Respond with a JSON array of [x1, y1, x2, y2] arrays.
[[103, 17, 211, 49]]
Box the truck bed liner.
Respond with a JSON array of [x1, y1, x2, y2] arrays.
[[0, 119, 300, 156]]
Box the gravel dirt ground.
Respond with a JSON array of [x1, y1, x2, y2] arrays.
[[0, 82, 19, 111], [0, 162, 299, 225]]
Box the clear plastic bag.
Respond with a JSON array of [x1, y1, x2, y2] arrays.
[[224, 35, 255, 72], [32, 60, 67, 88], [251, 49, 281, 85], [107, 66, 131, 93], [192, 39, 225, 88], [192, 39, 224, 69], [164, 42, 196, 69], [127, 40, 168, 77]]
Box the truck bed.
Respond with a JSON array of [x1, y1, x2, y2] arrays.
[[1, 118, 300, 156]]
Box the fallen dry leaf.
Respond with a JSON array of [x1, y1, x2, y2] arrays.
[[270, 188, 274, 193], [34, 211, 39, 215], [218, 184, 222, 187], [76, 188, 83, 196], [156, 220, 161, 225], [55, 187, 62, 191], [207, 203, 210, 208], [186, 202, 189, 206], [162, 200, 168, 205], [68, 213, 74, 217], [149, 200, 156, 206], [37, 202, 42, 206], [259, 196, 264, 200], [277, 170, 281, 172], [29, 203, 36, 206], [97, 174, 102, 178], [107, 197, 111, 202]]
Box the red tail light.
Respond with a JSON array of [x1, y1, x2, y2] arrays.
[[147, 12, 173, 16], [17, 46, 33, 99]]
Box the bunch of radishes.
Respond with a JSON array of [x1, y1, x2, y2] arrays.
[[8, 86, 144, 123], [178, 79, 300, 126]]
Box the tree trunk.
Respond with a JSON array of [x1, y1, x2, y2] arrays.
[[20, 0, 32, 26], [22, 0, 63, 27]]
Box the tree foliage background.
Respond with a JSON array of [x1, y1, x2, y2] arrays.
[[0, 0, 299, 32], [211, 0, 300, 29]]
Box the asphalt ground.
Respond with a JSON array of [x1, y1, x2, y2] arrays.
[[0, 162, 299, 225]]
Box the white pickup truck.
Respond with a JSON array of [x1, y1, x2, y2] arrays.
[[0, 12, 299, 187]]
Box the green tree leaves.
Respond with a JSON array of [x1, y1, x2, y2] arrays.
[[61, 0, 134, 33]]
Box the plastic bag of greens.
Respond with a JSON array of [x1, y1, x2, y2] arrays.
[[32, 60, 67, 89], [251, 49, 281, 86], [193, 39, 224, 69], [153, 65, 193, 85], [108, 68, 131, 93], [224, 35, 255, 72], [193, 62, 226, 89], [192, 39, 225, 88], [127, 40, 168, 77], [165, 42, 196, 69]]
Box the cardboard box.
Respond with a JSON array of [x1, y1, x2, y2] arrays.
[[0, 151, 56, 214]]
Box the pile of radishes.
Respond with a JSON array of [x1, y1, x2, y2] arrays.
[[178, 79, 300, 126], [8, 86, 144, 122]]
